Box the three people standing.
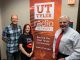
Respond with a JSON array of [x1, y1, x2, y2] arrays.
[[2, 15, 80, 60]]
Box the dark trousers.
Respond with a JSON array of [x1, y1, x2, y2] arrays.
[[7, 51, 20, 60], [56, 52, 68, 60], [21, 54, 31, 60]]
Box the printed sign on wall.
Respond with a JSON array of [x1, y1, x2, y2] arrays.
[[30, 0, 62, 60], [34, 2, 54, 19]]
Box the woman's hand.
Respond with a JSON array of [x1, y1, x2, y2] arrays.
[[53, 52, 55, 59], [29, 51, 33, 57], [27, 53, 31, 57]]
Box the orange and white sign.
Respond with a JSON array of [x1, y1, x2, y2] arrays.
[[34, 2, 54, 19], [34, 20, 54, 31], [30, 0, 62, 60]]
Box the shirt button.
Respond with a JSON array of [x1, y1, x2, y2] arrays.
[[63, 51, 64, 54]]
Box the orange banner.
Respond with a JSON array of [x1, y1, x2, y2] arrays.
[[30, 0, 62, 60]]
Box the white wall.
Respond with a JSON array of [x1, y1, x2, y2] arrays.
[[62, 0, 79, 29], [0, 7, 3, 60], [0, 9, 1, 40], [1, 0, 30, 29], [1, 0, 30, 59], [0, 8, 1, 60], [0, 0, 2, 48], [0, 2, 7, 60]]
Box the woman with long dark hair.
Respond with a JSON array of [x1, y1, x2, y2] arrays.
[[18, 24, 34, 60]]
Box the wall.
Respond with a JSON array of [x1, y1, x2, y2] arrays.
[[1, 0, 30, 59], [62, 0, 79, 29], [0, 0, 7, 59], [0, 6, 2, 60], [1, 0, 30, 29], [0, 0, 79, 59]]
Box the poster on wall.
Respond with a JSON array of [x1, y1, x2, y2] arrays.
[[30, 0, 62, 60]]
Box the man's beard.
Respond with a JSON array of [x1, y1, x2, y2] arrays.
[[60, 25, 67, 28]]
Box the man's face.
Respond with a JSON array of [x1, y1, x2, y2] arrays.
[[11, 15, 18, 24], [59, 17, 69, 31]]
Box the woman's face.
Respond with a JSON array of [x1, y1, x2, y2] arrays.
[[25, 25, 30, 33]]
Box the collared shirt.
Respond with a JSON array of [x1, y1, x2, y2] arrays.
[[53, 27, 80, 60], [2, 24, 22, 53]]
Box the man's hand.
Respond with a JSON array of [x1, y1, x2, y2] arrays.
[[58, 58, 65, 60]]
